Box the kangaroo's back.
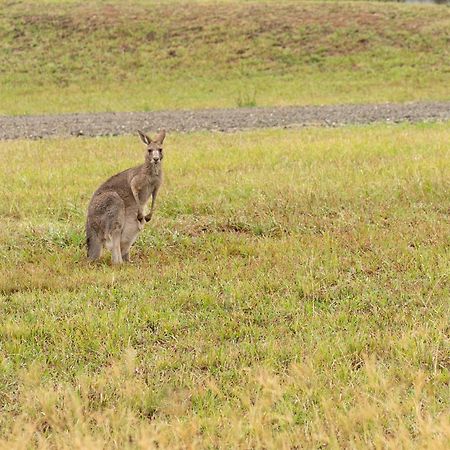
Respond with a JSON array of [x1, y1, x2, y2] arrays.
[[89, 166, 141, 209]]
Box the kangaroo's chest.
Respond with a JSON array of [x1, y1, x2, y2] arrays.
[[137, 176, 161, 205], [138, 184, 152, 204]]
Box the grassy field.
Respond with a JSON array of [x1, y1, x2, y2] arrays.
[[0, 123, 448, 448], [1, 0, 449, 115]]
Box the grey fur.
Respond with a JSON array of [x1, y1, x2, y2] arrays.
[[86, 130, 165, 264]]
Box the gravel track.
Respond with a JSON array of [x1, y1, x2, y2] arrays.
[[0, 101, 449, 140]]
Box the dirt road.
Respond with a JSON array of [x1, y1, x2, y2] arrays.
[[0, 101, 449, 140]]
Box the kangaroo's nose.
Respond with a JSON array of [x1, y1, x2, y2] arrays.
[[153, 156, 159, 162]]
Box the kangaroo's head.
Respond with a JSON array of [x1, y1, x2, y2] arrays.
[[138, 130, 166, 166]]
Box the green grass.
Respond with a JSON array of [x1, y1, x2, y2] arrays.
[[0, 123, 449, 448], [1, 0, 449, 115]]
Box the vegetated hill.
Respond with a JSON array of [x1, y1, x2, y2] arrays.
[[1, 1, 449, 113]]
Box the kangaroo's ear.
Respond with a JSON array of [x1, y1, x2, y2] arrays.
[[154, 129, 166, 144], [138, 130, 151, 145]]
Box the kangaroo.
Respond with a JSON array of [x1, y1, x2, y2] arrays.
[[86, 129, 165, 264]]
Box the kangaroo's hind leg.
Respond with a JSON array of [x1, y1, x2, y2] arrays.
[[111, 229, 123, 264], [87, 231, 103, 261], [86, 219, 103, 261], [120, 213, 143, 262], [94, 191, 126, 264]]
